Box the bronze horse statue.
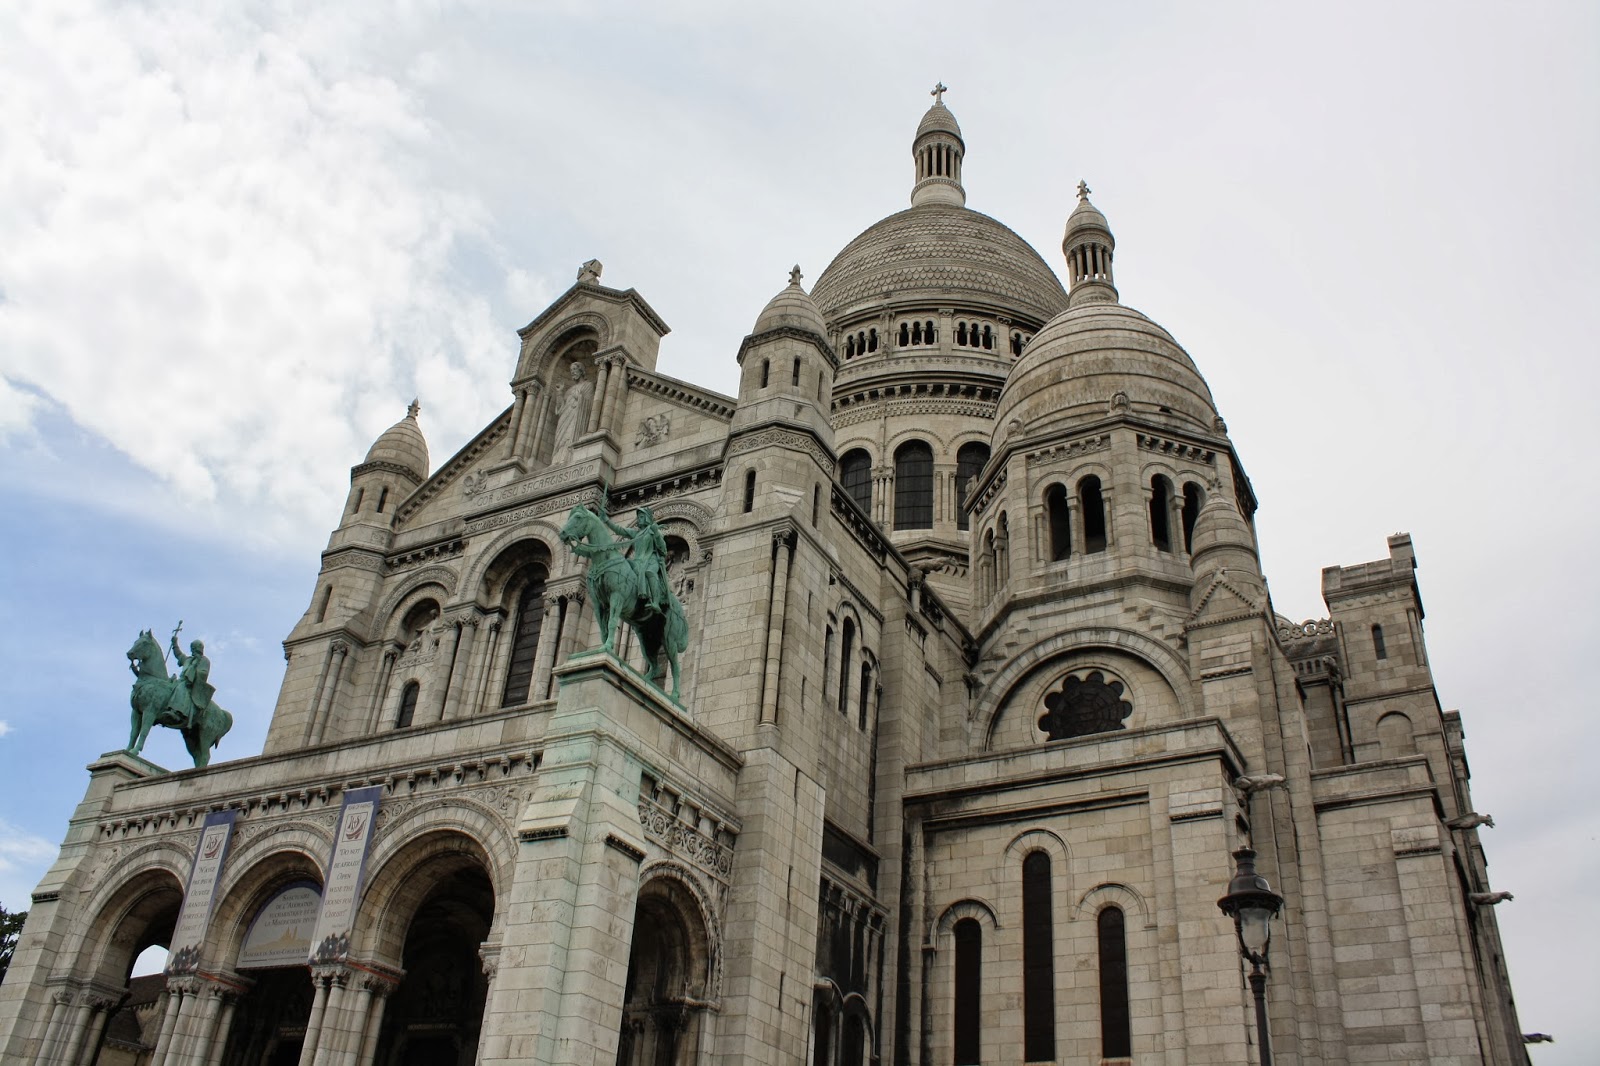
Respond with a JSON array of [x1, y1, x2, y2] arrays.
[[559, 505, 688, 700], [126, 629, 233, 767]]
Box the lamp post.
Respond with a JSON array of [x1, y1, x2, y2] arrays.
[[1217, 848, 1285, 1066]]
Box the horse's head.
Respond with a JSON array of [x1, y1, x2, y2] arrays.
[[559, 505, 594, 545], [126, 629, 163, 677]]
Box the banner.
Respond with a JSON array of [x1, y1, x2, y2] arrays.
[[166, 809, 238, 974], [307, 785, 383, 964], [238, 880, 322, 969]]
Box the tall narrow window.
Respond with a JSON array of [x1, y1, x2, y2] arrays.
[[1081, 476, 1107, 553], [1098, 907, 1132, 1059], [395, 681, 420, 729], [760, 359, 770, 388], [315, 585, 333, 623], [351, 487, 365, 513], [1372, 624, 1388, 660], [1181, 482, 1204, 553], [744, 469, 757, 513], [841, 449, 873, 515], [812, 484, 821, 527], [838, 619, 855, 716], [1022, 852, 1056, 1061], [501, 566, 549, 707], [956, 322, 968, 346], [858, 661, 872, 730], [953, 918, 982, 1065], [899, 322, 910, 346], [868, 328, 878, 352], [842, 1015, 865, 1066], [793, 357, 802, 386], [813, 999, 833, 1066], [376, 486, 389, 513], [955, 442, 989, 532], [822, 625, 833, 706], [1149, 475, 1173, 552], [894, 440, 934, 529], [1046, 484, 1071, 561]]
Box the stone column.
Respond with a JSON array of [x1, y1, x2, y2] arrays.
[[75, 995, 117, 1066], [530, 598, 563, 702], [351, 971, 399, 1066], [300, 643, 340, 746], [365, 647, 399, 733], [311, 966, 356, 1066], [31, 989, 72, 1066], [148, 981, 193, 1066], [310, 641, 352, 744], [441, 614, 480, 721], [555, 592, 586, 665], [586, 357, 611, 435], [1066, 492, 1083, 558], [424, 623, 463, 725], [1167, 489, 1184, 554], [334, 982, 374, 1066], [759, 529, 795, 725], [181, 986, 225, 1066], [295, 973, 330, 1066], [1101, 485, 1116, 547], [56, 995, 94, 1066], [472, 616, 506, 714], [599, 353, 629, 439], [203, 994, 240, 1066]]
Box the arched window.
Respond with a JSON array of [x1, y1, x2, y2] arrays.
[[1377, 711, 1415, 756], [1098, 907, 1132, 1059], [868, 328, 878, 352], [792, 357, 802, 386], [1081, 475, 1107, 553], [894, 441, 934, 529], [812, 998, 833, 1066], [911, 321, 923, 345], [1011, 332, 1024, 356], [899, 322, 910, 347], [760, 359, 770, 388], [837, 618, 855, 716], [858, 660, 872, 730], [953, 918, 982, 1065], [744, 469, 757, 513], [501, 565, 550, 707], [840, 449, 872, 515], [1046, 484, 1071, 561], [1372, 624, 1388, 660], [956, 322, 968, 346], [1022, 851, 1056, 1062], [955, 442, 988, 532], [981, 324, 992, 350], [925, 319, 936, 343], [376, 486, 389, 513], [1150, 475, 1173, 552], [842, 1014, 865, 1066], [846, 335, 856, 358], [1181, 482, 1204, 553], [395, 681, 420, 729]]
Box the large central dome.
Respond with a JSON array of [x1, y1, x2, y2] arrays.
[[811, 203, 1068, 324]]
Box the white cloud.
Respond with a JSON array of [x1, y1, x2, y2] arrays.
[[0, 819, 57, 912], [0, 721, 12, 738], [0, 1, 521, 547]]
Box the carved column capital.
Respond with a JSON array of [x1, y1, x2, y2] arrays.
[[771, 525, 797, 551], [329, 639, 351, 657]]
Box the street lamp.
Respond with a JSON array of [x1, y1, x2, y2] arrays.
[[1217, 848, 1285, 1066]]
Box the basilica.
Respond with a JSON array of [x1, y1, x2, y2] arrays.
[[0, 94, 1527, 1066]]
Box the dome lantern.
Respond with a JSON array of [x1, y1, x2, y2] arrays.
[[1063, 180, 1118, 307], [911, 83, 966, 208]]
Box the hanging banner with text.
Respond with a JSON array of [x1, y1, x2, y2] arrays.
[[166, 809, 239, 974], [307, 785, 383, 964], [238, 880, 322, 969]]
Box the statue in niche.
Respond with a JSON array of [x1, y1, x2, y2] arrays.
[[550, 360, 594, 464], [1038, 670, 1132, 741], [125, 623, 235, 767]]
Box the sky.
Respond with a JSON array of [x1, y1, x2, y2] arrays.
[[1, 0, 1595, 1057]]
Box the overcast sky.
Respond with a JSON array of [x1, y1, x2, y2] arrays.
[[1, 0, 1595, 1057]]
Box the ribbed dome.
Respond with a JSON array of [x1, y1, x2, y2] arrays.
[[363, 401, 429, 481], [1064, 193, 1109, 238], [916, 102, 963, 141], [753, 267, 827, 336], [811, 204, 1068, 323], [993, 303, 1218, 442]]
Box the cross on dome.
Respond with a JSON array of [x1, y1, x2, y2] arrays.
[[930, 82, 948, 105], [789, 264, 803, 286], [1077, 179, 1092, 201], [407, 398, 421, 419]]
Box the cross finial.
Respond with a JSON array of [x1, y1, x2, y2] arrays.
[[789, 264, 803, 287], [407, 398, 421, 419], [1076, 179, 1091, 201], [930, 82, 948, 105]]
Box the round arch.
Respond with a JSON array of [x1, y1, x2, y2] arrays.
[[356, 824, 506, 964]]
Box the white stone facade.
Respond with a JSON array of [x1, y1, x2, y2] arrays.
[[0, 97, 1526, 1066]]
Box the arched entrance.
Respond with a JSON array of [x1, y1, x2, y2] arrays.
[[221, 878, 324, 1066], [373, 865, 495, 1066], [68, 868, 184, 1066], [615, 875, 714, 1066]]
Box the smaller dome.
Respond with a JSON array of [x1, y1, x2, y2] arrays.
[[363, 400, 429, 481], [753, 266, 827, 337], [1064, 185, 1110, 239], [1189, 486, 1255, 563], [916, 101, 963, 142]]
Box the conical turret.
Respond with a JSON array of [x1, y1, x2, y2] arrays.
[[1063, 180, 1118, 307], [910, 83, 965, 208]]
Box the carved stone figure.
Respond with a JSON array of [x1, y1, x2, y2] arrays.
[[125, 626, 234, 767], [551, 361, 594, 464]]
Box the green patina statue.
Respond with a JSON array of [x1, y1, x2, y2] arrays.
[[125, 623, 234, 768], [558, 504, 688, 700]]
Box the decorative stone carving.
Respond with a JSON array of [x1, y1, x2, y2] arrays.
[[1038, 670, 1132, 741], [636, 413, 672, 447]]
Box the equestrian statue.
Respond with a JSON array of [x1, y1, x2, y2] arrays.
[[558, 504, 688, 701], [126, 623, 234, 768]]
